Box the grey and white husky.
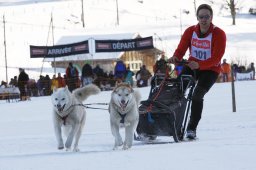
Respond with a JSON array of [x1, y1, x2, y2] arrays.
[[108, 83, 141, 150], [51, 84, 100, 152]]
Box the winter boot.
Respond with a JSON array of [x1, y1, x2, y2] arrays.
[[186, 130, 196, 139]]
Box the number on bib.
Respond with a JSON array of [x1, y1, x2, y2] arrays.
[[194, 50, 207, 60]]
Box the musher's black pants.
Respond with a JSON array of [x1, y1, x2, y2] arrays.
[[180, 66, 219, 131]]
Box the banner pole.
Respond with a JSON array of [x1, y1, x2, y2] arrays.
[[40, 14, 52, 76], [3, 14, 8, 84], [51, 12, 56, 75]]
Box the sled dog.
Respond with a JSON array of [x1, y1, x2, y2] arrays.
[[108, 83, 141, 150], [51, 84, 100, 151]]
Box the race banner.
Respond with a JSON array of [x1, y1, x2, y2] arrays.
[[30, 40, 89, 58], [95, 36, 154, 52]]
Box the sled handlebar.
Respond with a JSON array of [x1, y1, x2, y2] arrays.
[[168, 60, 189, 65], [174, 60, 189, 65]]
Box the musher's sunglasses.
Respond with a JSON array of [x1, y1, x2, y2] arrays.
[[198, 15, 211, 20]]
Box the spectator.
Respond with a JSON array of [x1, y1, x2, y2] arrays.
[[44, 74, 51, 95], [56, 73, 66, 88], [221, 59, 231, 82], [18, 68, 29, 100], [153, 53, 167, 75], [124, 67, 135, 86], [63, 74, 68, 86], [247, 62, 255, 80], [1, 80, 7, 88], [108, 71, 114, 79], [137, 65, 152, 87], [114, 59, 127, 82], [66, 62, 79, 92], [37, 75, 45, 96], [93, 64, 104, 78], [9, 76, 18, 87], [81, 63, 94, 86], [27, 79, 37, 97], [135, 67, 142, 87], [93, 64, 104, 87], [51, 75, 59, 92], [232, 64, 239, 80], [107, 71, 115, 87]]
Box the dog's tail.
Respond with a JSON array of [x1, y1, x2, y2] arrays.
[[72, 84, 101, 102]]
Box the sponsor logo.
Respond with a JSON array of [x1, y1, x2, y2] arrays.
[[32, 49, 46, 55], [137, 39, 152, 47], [97, 43, 111, 49], [192, 38, 210, 49], [74, 44, 88, 51]]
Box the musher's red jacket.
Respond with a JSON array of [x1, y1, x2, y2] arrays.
[[173, 23, 226, 74]]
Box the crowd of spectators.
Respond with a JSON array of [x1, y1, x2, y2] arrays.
[[1, 60, 255, 100], [0, 61, 152, 99], [219, 59, 255, 82]]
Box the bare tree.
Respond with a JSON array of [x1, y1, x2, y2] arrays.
[[193, 0, 197, 15], [205, 0, 240, 25], [226, 0, 237, 25]]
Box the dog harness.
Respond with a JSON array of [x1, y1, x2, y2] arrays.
[[56, 103, 74, 125], [56, 114, 69, 125], [118, 112, 126, 124]]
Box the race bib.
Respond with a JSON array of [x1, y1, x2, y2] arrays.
[[191, 32, 212, 61]]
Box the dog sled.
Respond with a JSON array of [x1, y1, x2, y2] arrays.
[[136, 70, 195, 143]]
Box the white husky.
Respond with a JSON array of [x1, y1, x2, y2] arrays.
[[51, 84, 100, 152], [108, 83, 141, 150]]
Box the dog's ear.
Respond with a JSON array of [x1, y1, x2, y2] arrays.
[[128, 84, 134, 93], [125, 81, 131, 86], [115, 80, 122, 87], [124, 82, 134, 92], [130, 87, 134, 92], [64, 85, 69, 91], [53, 86, 57, 92], [113, 86, 118, 93]]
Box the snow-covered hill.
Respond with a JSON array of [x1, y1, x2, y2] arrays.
[[0, 0, 255, 81]]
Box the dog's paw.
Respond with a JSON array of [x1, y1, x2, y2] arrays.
[[65, 147, 71, 151], [58, 143, 64, 150], [122, 145, 131, 150], [73, 148, 80, 152], [118, 141, 123, 146], [113, 146, 119, 150], [113, 141, 123, 150], [58, 146, 64, 150]]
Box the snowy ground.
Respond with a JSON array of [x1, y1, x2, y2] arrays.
[[0, 80, 256, 170], [0, 0, 256, 80]]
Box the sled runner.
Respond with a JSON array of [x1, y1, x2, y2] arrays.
[[136, 70, 195, 143]]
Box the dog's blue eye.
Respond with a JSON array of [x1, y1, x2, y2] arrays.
[[118, 94, 121, 96], [62, 98, 65, 101], [126, 94, 129, 96], [55, 98, 58, 101]]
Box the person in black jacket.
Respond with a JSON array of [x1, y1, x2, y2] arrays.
[[93, 64, 104, 87], [66, 62, 79, 92], [18, 68, 29, 100], [154, 53, 167, 75], [81, 63, 94, 86]]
